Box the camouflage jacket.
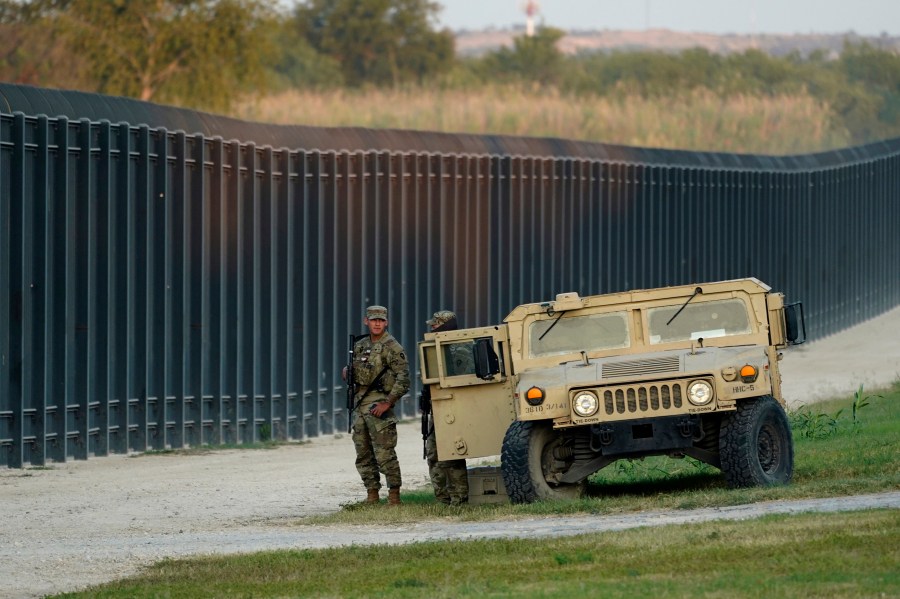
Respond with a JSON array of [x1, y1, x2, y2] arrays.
[[352, 332, 410, 406]]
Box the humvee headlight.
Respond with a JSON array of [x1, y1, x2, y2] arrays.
[[687, 380, 713, 406], [739, 364, 759, 383], [525, 386, 545, 406], [572, 391, 599, 417]]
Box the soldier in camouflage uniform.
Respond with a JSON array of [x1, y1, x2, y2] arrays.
[[343, 305, 410, 505], [421, 310, 471, 506]]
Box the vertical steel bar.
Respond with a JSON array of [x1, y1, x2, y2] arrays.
[[300, 151, 314, 436], [128, 125, 151, 452], [33, 115, 51, 465], [109, 122, 130, 454], [147, 127, 168, 450], [223, 140, 242, 443], [66, 118, 90, 461], [397, 152, 411, 414], [285, 148, 300, 440], [204, 137, 222, 445], [256, 146, 273, 441], [21, 114, 43, 466], [91, 120, 111, 458], [5, 113, 25, 467], [237, 144, 254, 442], [182, 133, 203, 446], [0, 114, 10, 465], [320, 151, 335, 433], [167, 131, 186, 449], [272, 147, 290, 438]]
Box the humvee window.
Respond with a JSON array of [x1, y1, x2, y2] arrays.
[[529, 311, 630, 357], [443, 340, 476, 376], [422, 344, 439, 379], [648, 298, 751, 344]]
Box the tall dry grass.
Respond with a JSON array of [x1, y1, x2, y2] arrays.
[[234, 86, 851, 155]]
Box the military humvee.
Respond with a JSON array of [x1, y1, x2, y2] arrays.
[[418, 278, 806, 503]]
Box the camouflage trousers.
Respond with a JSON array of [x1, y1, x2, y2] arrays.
[[425, 428, 469, 505], [352, 408, 402, 490]]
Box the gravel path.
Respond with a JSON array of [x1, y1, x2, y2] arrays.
[[2, 305, 899, 598]]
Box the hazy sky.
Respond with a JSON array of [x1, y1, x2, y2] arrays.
[[436, 0, 900, 37]]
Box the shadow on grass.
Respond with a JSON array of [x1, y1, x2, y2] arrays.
[[584, 470, 724, 499]]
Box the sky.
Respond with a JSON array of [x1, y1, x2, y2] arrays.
[[435, 0, 900, 37]]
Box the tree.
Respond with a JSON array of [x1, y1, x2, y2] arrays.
[[720, 49, 802, 95], [293, 0, 454, 87], [267, 18, 345, 90], [18, 0, 277, 111], [479, 27, 566, 87], [0, 0, 93, 88], [836, 42, 900, 140]]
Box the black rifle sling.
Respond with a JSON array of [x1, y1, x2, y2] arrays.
[[353, 365, 390, 411]]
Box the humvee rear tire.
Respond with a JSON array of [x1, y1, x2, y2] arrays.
[[501, 420, 586, 503], [719, 395, 794, 488]]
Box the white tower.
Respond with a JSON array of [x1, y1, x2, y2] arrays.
[[522, 0, 540, 37]]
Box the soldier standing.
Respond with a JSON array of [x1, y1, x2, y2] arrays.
[[343, 305, 410, 505], [420, 310, 470, 506]]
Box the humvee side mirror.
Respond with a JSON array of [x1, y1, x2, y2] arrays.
[[473, 337, 500, 380], [784, 302, 806, 345]]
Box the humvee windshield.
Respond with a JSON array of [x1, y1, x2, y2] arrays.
[[529, 311, 630, 357], [647, 298, 752, 344]]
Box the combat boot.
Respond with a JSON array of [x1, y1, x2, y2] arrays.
[[366, 488, 380, 504], [387, 487, 401, 506]]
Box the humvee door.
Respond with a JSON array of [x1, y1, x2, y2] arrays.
[[419, 325, 515, 460]]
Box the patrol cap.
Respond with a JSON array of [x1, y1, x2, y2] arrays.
[[366, 305, 388, 320], [426, 310, 456, 327]]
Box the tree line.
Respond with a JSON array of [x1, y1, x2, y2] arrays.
[[2, 0, 899, 145]]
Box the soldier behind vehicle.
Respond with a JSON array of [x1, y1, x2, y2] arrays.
[[420, 310, 471, 506], [342, 305, 410, 505]]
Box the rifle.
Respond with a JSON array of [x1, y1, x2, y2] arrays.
[[419, 386, 432, 459], [346, 334, 358, 433]]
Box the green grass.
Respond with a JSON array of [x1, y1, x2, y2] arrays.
[[56, 510, 899, 598], [55, 383, 900, 598]]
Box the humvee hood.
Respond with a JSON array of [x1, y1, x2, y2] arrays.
[[516, 345, 769, 394]]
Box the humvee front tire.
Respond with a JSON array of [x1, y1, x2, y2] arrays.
[[501, 421, 586, 503], [719, 395, 794, 488]]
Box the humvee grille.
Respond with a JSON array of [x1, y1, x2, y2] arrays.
[[602, 382, 685, 415], [602, 356, 680, 378]]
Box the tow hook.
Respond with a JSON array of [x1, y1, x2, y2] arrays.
[[596, 426, 614, 446], [677, 418, 695, 438]]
